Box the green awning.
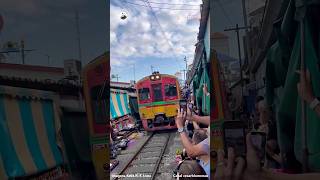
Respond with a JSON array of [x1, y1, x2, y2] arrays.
[[265, 0, 320, 171]]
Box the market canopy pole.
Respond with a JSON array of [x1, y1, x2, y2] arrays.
[[300, 14, 309, 173]]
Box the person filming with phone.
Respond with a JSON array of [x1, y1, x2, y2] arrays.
[[255, 98, 282, 169], [214, 133, 320, 180], [175, 102, 210, 178]]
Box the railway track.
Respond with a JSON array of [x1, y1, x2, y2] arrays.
[[116, 131, 173, 180]]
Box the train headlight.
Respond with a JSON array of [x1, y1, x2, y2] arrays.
[[155, 75, 160, 79], [151, 76, 155, 80]]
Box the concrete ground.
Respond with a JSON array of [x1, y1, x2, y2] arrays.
[[155, 132, 182, 180], [111, 131, 151, 179], [110, 130, 183, 180]]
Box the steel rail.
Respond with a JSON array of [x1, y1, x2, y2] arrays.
[[150, 132, 171, 180], [115, 132, 154, 179]]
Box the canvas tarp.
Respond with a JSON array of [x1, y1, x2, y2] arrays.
[[193, 55, 210, 116], [265, 0, 320, 171], [110, 89, 131, 120], [0, 86, 63, 178]]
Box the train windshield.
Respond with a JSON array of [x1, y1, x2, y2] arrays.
[[138, 88, 150, 101], [152, 83, 163, 102], [90, 85, 107, 124], [165, 84, 177, 97]]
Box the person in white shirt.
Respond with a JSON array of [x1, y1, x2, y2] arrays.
[[175, 109, 210, 178]]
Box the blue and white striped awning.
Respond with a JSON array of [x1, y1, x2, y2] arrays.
[[0, 86, 63, 179], [110, 89, 131, 120]]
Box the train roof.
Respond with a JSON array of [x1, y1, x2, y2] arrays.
[[136, 73, 178, 84]]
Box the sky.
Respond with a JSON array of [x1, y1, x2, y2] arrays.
[[0, 0, 108, 67], [110, 0, 202, 83], [212, 0, 266, 61], [0, 0, 265, 81], [212, 0, 245, 60]]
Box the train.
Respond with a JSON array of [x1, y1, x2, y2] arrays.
[[82, 52, 109, 179], [136, 72, 181, 131]]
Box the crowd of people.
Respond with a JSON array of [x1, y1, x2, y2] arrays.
[[214, 69, 320, 180], [174, 98, 211, 179]]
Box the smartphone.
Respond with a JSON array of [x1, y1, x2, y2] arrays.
[[179, 99, 187, 112], [250, 131, 266, 164], [188, 103, 193, 111], [223, 120, 246, 157]]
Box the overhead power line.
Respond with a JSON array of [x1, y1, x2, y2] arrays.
[[143, 0, 183, 68], [120, 0, 199, 11], [133, 0, 200, 6], [118, 0, 137, 13]]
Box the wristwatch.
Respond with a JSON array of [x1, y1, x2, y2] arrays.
[[178, 127, 185, 133], [310, 97, 320, 110]]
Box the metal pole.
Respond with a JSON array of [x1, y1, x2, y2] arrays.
[[300, 18, 308, 173], [21, 40, 25, 64], [46, 54, 50, 65], [133, 64, 135, 82], [184, 56, 188, 86], [241, 0, 248, 31], [184, 56, 187, 71], [236, 24, 243, 97], [75, 10, 82, 64], [184, 56, 188, 85], [242, 0, 250, 68]]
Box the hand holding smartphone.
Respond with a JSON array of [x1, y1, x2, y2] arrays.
[[179, 99, 187, 112], [222, 120, 267, 164], [250, 131, 267, 164], [223, 120, 246, 157]]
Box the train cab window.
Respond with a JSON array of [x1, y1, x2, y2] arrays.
[[90, 85, 107, 124], [152, 83, 163, 102], [138, 88, 150, 101], [165, 84, 177, 97]]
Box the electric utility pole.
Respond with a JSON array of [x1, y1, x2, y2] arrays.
[[184, 56, 188, 82], [224, 24, 250, 97], [75, 10, 82, 64], [133, 64, 136, 82], [114, 74, 120, 82], [242, 0, 250, 62], [0, 40, 35, 64]]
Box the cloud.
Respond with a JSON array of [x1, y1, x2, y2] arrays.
[[110, 0, 201, 68], [110, 31, 117, 44], [110, 56, 123, 66]]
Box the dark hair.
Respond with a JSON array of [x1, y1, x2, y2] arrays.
[[176, 160, 208, 180], [192, 129, 207, 144], [255, 96, 264, 103]]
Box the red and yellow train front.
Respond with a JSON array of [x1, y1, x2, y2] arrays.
[[136, 73, 181, 131]]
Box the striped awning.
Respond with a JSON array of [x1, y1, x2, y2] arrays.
[[110, 89, 131, 120], [0, 86, 63, 179]]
